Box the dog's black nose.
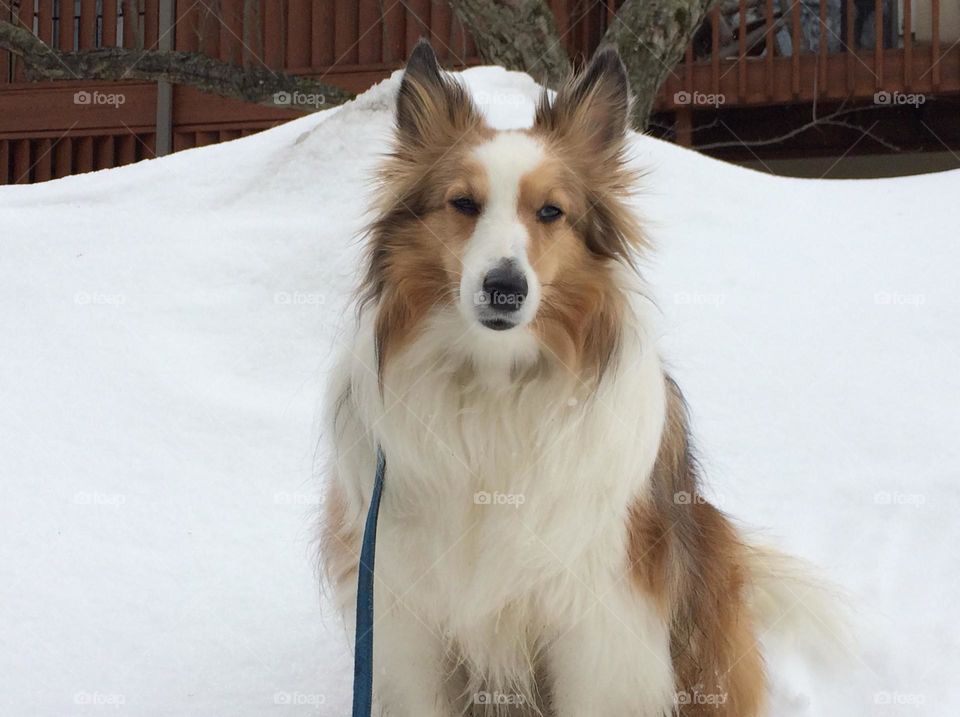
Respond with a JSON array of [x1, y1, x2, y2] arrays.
[[482, 260, 528, 313]]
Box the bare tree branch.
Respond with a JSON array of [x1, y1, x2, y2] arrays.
[[447, 0, 570, 87], [681, 103, 903, 152], [0, 19, 352, 111]]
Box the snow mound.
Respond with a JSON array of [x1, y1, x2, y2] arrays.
[[1, 67, 958, 715]]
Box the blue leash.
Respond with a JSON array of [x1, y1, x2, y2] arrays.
[[352, 446, 386, 717]]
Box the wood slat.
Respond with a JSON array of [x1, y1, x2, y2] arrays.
[[710, 6, 720, 95], [220, 0, 244, 64], [198, 3, 219, 59], [95, 135, 115, 170], [144, 0, 159, 48], [903, 0, 913, 88], [739, 0, 747, 100], [286, 0, 312, 67], [122, 0, 139, 49], [311, 0, 335, 66], [103, 0, 119, 47], [53, 136, 72, 178], [845, 0, 854, 92], [13, 138, 31, 183], [429, 0, 451, 63], [405, 0, 430, 56], [874, 0, 883, 86], [931, 0, 941, 88], [173, 132, 193, 151], [819, 0, 828, 95], [58, 0, 74, 50], [241, 0, 263, 66], [79, 0, 98, 49], [333, 0, 358, 64], [791, 0, 801, 95], [138, 133, 156, 161], [12, 0, 34, 81], [263, 0, 285, 68], [174, 0, 196, 52], [0, 3, 10, 85], [675, 107, 693, 147], [357, 0, 382, 64], [74, 135, 94, 174], [117, 133, 137, 165], [0, 140, 9, 184], [33, 138, 53, 182], [765, 0, 774, 99], [38, 1, 54, 45]]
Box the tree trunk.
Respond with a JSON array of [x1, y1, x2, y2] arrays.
[[447, 0, 570, 87], [603, 0, 718, 128]]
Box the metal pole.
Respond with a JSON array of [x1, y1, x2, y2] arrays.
[[155, 0, 175, 156]]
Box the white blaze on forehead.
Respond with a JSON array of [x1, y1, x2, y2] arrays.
[[469, 132, 545, 259], [472, 132, 545, 219]]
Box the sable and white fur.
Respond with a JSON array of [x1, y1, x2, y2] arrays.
[[321, 42, 842, 717]]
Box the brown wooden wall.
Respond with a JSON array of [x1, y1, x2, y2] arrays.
[[2, 0, 959, 183], [3, 0, 618, 184]]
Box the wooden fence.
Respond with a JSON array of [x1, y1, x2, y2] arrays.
[[1, 0, 958, 183]]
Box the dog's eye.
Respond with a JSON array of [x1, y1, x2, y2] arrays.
[[537, 205, 563, 223], [450, 197, 480, 216]]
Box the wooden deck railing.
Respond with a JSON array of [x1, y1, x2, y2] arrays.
[[1, 0, 958, 183], [660, 0, 960, 111]]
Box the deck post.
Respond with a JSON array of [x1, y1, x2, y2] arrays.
[[676, 108, 693, 147], [155, 0, 175, 156]]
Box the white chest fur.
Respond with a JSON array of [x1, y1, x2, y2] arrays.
[[329, 302, 669, 701]]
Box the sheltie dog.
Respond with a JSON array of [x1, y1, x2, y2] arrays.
[[321, 41, 842, 716]]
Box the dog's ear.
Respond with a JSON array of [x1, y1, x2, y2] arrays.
[[396, 39, 480, 147], [534, 47, 631, 152]]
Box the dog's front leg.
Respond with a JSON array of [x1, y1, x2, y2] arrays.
[[547, 591, 676, 717], [373, 597, 451, 717]]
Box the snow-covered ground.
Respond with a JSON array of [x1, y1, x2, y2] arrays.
[[1, 67, 957, 716]]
